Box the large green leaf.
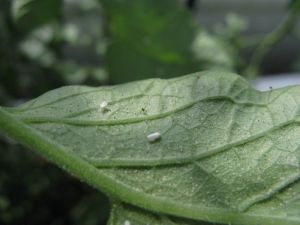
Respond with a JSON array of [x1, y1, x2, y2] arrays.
[[11, 0, 62, 33], [0, 71, 300, 225]]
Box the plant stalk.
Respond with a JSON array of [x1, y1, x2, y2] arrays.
[[244, 7, 300, 78]]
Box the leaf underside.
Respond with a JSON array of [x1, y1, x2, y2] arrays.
[[0, 71, 300, 225]]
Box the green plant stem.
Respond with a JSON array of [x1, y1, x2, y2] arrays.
[[292, 29, 300, 41], [244, 9, 300, 78], [238, 35, 264, 49]]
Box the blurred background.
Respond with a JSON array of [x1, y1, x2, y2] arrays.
[[0, 0, 300, 224]]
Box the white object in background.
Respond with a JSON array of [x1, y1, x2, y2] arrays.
[[253, 73, 300, 91]]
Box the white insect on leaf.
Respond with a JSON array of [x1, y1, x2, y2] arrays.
[[147, 132, 161, 143], [99, 100, 109, 113], [124, 220, 131, 225]]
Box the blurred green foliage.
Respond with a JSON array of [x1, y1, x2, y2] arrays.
[[0, 138, 109, 225], [12, 0, 62, 33], [101, 0, 250, 82], [289, 0, 300, 11], [102, 0, 201, 82], [0, 0, 299, 224]]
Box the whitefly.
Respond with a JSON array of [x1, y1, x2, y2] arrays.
[[99, 100, 109, 112]]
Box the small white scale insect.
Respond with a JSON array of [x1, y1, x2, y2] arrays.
[[124, 220, 131, 225], [99, 100, 109, 112], [147, 132, 161, 143]]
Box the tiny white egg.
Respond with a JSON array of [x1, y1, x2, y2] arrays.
[[147, 132, 161, 142]]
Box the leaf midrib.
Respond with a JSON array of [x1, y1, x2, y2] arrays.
[[13, 95, 268, 125]]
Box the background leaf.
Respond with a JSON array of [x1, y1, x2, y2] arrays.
[[101, 0, 202, 83], [12, 0, 62, 33], [192, 31, 236, 71], [0, 137, 110, 225], [289, 0, 300, 11]]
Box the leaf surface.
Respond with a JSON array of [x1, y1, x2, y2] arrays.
[[0, 71, 300, 225]]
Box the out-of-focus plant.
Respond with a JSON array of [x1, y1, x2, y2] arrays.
[[245, 0, 300, 77], [0, 137, 110, 225], [11, 0, 108, 85], [100, 0, 247, 83], [0, 1, 109, 224], [101, 0, 201, 82], [290, 0, 300, 72], [0, 0, 63, 105]]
